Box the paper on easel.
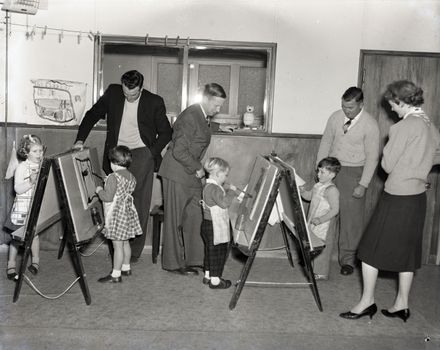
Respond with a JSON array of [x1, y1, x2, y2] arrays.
[[268, 193, 283, 226], [294, 172, 306, 187], [271, 155, 306, 187]]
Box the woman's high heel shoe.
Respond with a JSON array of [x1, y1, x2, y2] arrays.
[[381, 308, 410, 322], [339, 303, 377, 320]]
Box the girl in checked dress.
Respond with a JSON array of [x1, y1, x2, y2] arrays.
[[96, 146, 142, 283]]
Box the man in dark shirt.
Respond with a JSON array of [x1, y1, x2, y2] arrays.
[[74, 70, 172, 261]]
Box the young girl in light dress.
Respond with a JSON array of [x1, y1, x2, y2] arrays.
[[5, 135, 44, 280], [95, 146, 142, 283], [301, 157, 341, 280]]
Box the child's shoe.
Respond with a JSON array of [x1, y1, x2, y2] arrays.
[[121, 270, 132, 276], [7, 268, 18, 281], [28, 263, 39, 275], [98, 274, 122, 283], [202, 277, 210, 285], [209, 278, 231, 289]]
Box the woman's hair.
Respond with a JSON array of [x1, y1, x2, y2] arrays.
[[383, 80, 424, 106], [17, 134, 44, 160], [317, 157, 341, 175], [108, 145, 132, 168], [204, 157, 230, 175], [121, 70, 144, 89]]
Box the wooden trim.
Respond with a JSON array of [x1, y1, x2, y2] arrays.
[[100, 35, 276, 50], [0, 124, 321, 139], [0, 122, 86, 130], [96, 35, 277, 133], [265, 46, 276, 132], [229, 64, 240, 116], [360, 49, 440, 59], [359, 49, 440, 88], [93, 35, 103, 101], [181, 46, 189, 111], [358, 50, 365, 89], [212, 131, 321, 139]]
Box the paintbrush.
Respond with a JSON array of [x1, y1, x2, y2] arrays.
[[226, 183, 253, 198]]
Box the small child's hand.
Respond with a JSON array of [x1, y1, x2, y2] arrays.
[[195, 168, 205, 179], [229, 184, 237, 192], [95, 186, 103, 193], [311, 217, 321, 226]]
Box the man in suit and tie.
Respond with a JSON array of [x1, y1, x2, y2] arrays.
[[74, 70, 172, 262], [316, 87, 380, 276], [158, 83, 226, 275]]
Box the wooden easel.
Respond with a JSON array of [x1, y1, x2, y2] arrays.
[[13, 155, 94, 305], [229, 155, 323, 311]]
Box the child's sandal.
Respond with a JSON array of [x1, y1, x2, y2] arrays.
[[28, 263, 39, 275], [7, 267, 18, 281]]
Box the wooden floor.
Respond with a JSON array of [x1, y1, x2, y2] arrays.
[[0, 244, 439, 350]]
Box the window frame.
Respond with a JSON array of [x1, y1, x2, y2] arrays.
[[93, 35, 277, 132]]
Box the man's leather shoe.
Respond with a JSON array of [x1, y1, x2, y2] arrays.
[[202, 277, 210, 285], [188, 265, 204, 271], [98, 274, 122, 283], [340, 265, 354, 275], [166, 268, 190, 276], [166, 267, 199, 276], [184, 267, 199, 275], [121, 270, 132, 276]]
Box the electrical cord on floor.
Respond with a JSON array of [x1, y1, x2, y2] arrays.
[[78, 239, 106, 257], [23, 274, 80, 300]]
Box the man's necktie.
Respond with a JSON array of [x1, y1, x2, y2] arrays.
[[343, 119, 352, 134]]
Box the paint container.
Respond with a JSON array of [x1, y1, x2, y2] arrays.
[[235, 214, 245, 231], [91, 207, 102, 228]]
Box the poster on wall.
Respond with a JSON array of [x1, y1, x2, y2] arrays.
[[3, 30, 94, 125], [30, 79, 87, 125]]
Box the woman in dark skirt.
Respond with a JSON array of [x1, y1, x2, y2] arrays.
[[340, 80, 440, 322]]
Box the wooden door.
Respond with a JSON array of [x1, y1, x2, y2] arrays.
[[359, 50, 440, 265]]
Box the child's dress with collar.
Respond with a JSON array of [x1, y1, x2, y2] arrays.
[[10, 159, 40, 227], [98, 169, 142, 241]]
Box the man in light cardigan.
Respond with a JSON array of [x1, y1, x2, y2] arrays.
[[316, 87, 379, 276]]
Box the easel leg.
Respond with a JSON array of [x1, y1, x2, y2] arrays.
[[309, 266, 323, 312], [280, 222, 295, 268], [152, 215, 161, 264], [13, 237, 34, 303], [69, 241, 92, 305], [229, 249, 258, 310], [58, 228, 67, 260], [294, 233, 323, 311]]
